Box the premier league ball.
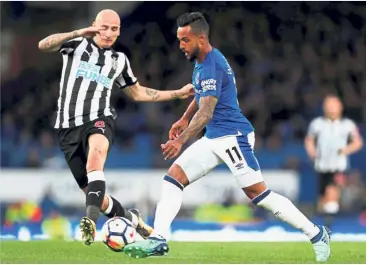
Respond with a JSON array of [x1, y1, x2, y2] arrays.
[[102, 217, 136, 252]]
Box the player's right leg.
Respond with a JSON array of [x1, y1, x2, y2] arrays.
[[124, 137, 222, 258], [81, 117, 154, 245], [76, 133, 109, 245], [62, 144, 152, 244], [242, 182, 331, 262], [215, 132, 331, 262], [77, 117, 120, 245], [57, 127, 98, 245], [81, 188, 153, 239]]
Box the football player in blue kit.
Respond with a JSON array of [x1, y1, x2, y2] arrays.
[[124, 12, 331, 262]]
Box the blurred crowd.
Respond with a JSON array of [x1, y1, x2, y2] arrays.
[[1, 2, 365, 176]]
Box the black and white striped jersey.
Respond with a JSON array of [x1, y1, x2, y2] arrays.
[[307, 116, 360, 172], [54, 37, 137, 129]]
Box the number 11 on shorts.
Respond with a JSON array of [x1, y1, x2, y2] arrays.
[[226, 146, 242, 163]]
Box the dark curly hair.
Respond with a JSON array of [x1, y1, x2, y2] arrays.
[[177, 12, 209, 37]]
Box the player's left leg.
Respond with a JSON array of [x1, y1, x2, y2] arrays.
[[124, 137, 222, 258], [216, 132, 331, 262]]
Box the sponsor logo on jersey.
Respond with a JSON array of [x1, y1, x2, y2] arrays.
[[76, 61, 111, 88], [200, 78, 217, 92]]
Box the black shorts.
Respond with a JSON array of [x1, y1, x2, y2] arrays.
[[57, 116, 115, 189], [317, 171, 340, 196]]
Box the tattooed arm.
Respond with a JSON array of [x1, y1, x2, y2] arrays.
[[38, 26, 99, 52], [38, 31, 79, 52], [177, 96, 218, 144], [123, 82, 194, 102]]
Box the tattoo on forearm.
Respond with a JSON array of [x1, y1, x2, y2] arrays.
[[40, 31, 78, 50], [171, 92, 179, 99], [179, 96, 217, 142], [145, 87, 160, 101], [182, 109, 211, 138]]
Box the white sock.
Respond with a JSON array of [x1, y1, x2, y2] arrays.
[[152, 175, 184, 240], [322, 201, 339, 214], [254, 189, 320, 240]]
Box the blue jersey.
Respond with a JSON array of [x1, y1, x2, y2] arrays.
[[192, 48, 254, 139]]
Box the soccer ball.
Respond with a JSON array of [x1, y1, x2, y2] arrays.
[[102, 217, 136, 252]]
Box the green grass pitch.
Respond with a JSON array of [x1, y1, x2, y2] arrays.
[[0, 241, 366, 264]]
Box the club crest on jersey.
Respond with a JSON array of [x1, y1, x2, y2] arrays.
[[94, 120, 105, 128], [195, 72, 200, 85], [111, 57, 118, 71]]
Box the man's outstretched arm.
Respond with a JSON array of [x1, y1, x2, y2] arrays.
[[122, 83, 193, 102], [38, 31, 79, 52], [38, 27, 99, 52]]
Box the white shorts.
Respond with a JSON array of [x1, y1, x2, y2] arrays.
[[175, 132, 264, 188]]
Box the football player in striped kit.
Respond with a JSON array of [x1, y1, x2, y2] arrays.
[[38, 9, 194, 246]]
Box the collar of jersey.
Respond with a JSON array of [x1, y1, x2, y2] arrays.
[[325, 117, 342, 123]]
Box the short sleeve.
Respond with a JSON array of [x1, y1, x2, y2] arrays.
[[115, 55, 138, 89], [307, 118, 320, 137], [58, 37, 83, 54], [198, 66, 222, 98], [346, 119, 360, 139]]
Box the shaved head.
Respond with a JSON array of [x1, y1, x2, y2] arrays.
[[93, 9, 121, 48], [95, 9, 121, 25]]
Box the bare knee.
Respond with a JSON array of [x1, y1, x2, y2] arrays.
[[168, 164, 189, 186], [87, 149, 105, 172], [324, 185, 340, 201], [86, 134, 109, 172], [242, 181, 268, 200]]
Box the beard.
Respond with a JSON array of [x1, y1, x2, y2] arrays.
[[187, 46, 200, 62]]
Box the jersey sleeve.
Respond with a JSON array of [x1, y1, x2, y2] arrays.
[[58, 37, 83, 54], [198, 65, 222, 98], [346, 119, 361, 139], [306, 118, 320, 137], [115, 55, 138, 89]]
